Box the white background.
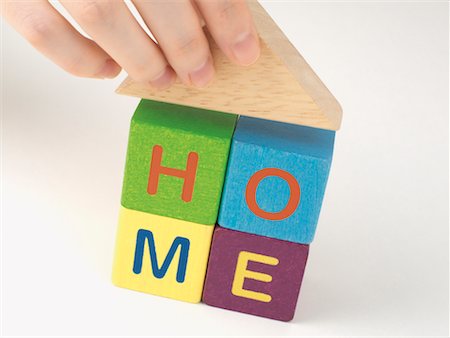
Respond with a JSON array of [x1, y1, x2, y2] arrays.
[[2, 1, 449, 337]]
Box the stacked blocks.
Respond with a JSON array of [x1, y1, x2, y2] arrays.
[[113, 99, 335, 320], [113, 99, 237, 303]]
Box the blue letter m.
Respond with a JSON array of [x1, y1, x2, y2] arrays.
[[133, 229, 190, 283]]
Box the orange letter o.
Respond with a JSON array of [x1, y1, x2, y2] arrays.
[[245, 168, 300, 221]]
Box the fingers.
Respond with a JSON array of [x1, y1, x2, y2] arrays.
[[4, 0, 260, 88], [132, 0, 214, 87], [195, 0, 260, 66], [60, 0, 176, 88], [3, 0, 121, 79]]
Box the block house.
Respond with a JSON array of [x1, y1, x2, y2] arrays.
[[112, 1, 342, 321]]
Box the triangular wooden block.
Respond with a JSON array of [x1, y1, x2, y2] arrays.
[[116, 1, 342, 130]]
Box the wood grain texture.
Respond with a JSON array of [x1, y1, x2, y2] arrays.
[[112, 206, 214, 303], [121, 99, 237, 225], [116, 1, 342, 131], [218, 116, 335, 244], [202, 227, 309, 321]]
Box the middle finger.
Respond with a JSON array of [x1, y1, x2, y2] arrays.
[[133, 0, 214, 87]]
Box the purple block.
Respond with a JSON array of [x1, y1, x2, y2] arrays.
[[202, 227, 309, 321]]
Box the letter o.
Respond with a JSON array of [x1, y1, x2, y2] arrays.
[[245, 168, 300, 221]]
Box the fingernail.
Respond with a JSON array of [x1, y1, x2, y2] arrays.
[[231, 32, 260, 66], [150, 65, 176, 90], [97, 59, 121, 79], [189, 57, 214, 88]]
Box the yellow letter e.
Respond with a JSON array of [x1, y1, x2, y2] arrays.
[[231, 251, 279, 303]]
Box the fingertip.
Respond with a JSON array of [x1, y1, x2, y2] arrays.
[[149, 65, 177, 90], [188, 56, 215, 88], [231, 31, 260, 66], [96, 59, 122, 79]]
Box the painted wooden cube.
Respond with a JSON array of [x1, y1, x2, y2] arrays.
[[218, 116, 335, 244], [121, 99, 237, 225], [112, 206, 214, 303], [202, 227, 309, 321]]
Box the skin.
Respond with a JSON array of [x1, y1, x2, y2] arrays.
[[3, 0, 261, 89]]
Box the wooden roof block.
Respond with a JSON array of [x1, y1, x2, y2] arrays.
[[116, 1, 342, 131]]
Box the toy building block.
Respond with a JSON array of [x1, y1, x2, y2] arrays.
[[115, 2, 342, 131], [121, 99, 237, 225], [112, 206, 214, 303], [218, 116, 335, 244], [202, 227, 309, 321]]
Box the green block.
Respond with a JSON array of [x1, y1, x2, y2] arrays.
[[121, 99, 237, 225]]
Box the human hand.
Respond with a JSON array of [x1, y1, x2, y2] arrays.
[[4, 0, 260, 88]]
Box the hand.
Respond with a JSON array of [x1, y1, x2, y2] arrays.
[[4, 0, 261, 88]]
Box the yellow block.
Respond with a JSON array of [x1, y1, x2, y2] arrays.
[[112, 206, 214, 303]]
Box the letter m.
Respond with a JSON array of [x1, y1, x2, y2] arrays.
[[132, 229, 190, 283]]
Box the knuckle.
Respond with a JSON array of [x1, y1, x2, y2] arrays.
[[78, 1, 115, 25], [218, 0, 238, 21], [130, 64, 165, 83], [20, 13, 52, 46], [171, 35, 206, 59]]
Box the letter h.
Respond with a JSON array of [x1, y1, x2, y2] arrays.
[[147, 145, 199, 202]]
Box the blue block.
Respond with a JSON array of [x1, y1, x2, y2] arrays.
[[218, 116, 335, 244]]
